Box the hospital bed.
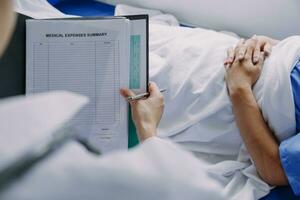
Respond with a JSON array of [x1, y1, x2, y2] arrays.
[[0, 0, 297, 199], [47, 1, 300, 199]]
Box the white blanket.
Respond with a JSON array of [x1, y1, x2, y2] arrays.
[[8, 2, 300, 200], [149, 16, 300, 200], [148, 21, 299, 142], [117, 4, 300, 199]]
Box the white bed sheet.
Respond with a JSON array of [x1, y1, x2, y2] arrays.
[[117, 4, 300, 199]]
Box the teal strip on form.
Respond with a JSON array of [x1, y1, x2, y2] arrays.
[[129, 35, 141, 89], [128, 35, 141, 148]]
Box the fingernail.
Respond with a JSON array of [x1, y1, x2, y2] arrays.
[[252, 35, 257, 39], [224, 58, 231, 64], [253, 57, 259, 63]]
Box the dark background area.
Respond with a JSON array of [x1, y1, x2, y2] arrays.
[[0, 14, 29, 98]]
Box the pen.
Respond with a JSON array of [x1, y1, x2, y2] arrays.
[[127, 88, 167, 101]]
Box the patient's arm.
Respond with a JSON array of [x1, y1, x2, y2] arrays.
[[230, 86, 288, 186], [225, 38, 288, 186]]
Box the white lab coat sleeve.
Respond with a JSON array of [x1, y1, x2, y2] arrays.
[[1, 137, 225, 200]]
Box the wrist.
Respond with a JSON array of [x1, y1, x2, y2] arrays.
[[136, 122, 157, 142], [228, 84, 253, 101], [228, 83, 252, 98]]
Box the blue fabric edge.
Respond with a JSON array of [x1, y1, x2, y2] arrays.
[[279, 137, 300, 196]]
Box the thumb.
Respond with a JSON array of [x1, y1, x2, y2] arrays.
[[148, 82, 161, 98], [263, 43, 272, 57], [120, 88, 136, 99]]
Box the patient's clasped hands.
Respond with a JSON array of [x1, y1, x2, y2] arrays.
[[224, 35, 278, 96]]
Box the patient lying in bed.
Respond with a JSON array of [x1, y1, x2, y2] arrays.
[[114, 5, 300, 196], [150, 22, 299, 142], [146, 15, 300, 193]]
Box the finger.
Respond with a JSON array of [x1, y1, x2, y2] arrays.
[[237, 45, 247, 61], [235, 39, 245, 51], [224, 47, 235, 65], [237, 38, 245, 47], [148, 82, 162, 98], [234, 39, 245, 60], [244, 39, 256, 61], [263, 43, 272, 57], [256, 52, 265, 69], [120, 88, 136, 99], [252, 40, 264, 64]]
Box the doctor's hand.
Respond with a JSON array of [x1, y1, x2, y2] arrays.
[[120, 82, 164, 142], [225, 38, 265, 96]]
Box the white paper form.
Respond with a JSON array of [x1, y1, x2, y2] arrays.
[[26, 18, 130, 153]]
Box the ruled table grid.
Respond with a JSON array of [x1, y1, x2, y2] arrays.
[[32, 41, 120, 126]]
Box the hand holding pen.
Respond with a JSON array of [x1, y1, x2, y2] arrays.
[[120, 82, 165, 142], [127, 88, 167, 101]]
